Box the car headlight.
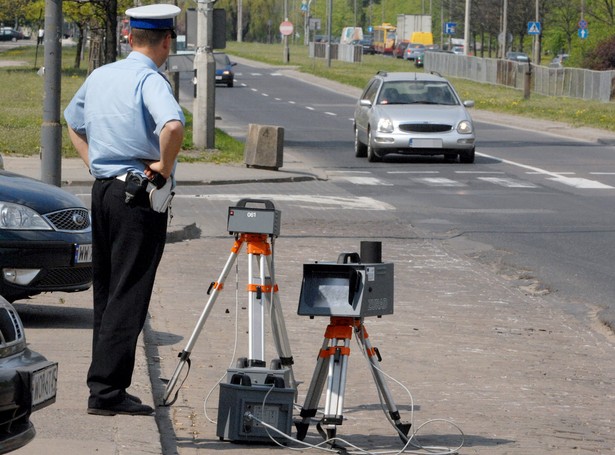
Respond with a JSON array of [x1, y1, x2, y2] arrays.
[[0, 202, 52, 230], [457, 120, 473, 134], [376, 117, 394, 133]]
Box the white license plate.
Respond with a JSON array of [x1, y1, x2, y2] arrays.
[[410, 138, 443, 148], [32, 362, 58, 409], [215, 75, 222, 80], [75, 243, 92, 264]]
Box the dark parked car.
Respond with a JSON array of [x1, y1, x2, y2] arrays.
[[213, 52, 236, 87], [351, 38, 375, 55], [0, 29, 24, 42], [0, 169, 92, 303], [0, 296, 57, 453], [353, 71, 476, 163]]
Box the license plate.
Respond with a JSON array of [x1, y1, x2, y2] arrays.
[[75, 243, 92, 264], [215, 75, 222, 80], [409, 138, 442, 148], [31, 362, 58, 410]]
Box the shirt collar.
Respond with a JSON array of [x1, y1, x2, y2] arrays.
[[127, 51, 158, 71]]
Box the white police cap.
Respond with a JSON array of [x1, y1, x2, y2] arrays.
[[125, 4, 181, 31]]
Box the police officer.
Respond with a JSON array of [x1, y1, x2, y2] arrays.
[[64, 4, 185, 416]]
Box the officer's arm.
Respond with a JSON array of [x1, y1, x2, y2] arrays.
[[149, 120, 184, 179], [67, 125, 90, 168]]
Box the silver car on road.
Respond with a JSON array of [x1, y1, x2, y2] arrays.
[[353, 71, 476, 163]]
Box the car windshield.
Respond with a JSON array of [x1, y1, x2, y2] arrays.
[[377, 81, 458, 106], [214, 53, 230, 66]]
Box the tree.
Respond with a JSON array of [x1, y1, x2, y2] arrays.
[[582, 34, 615, 70]]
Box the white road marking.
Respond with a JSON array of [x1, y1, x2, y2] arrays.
[[546, 176, 614, 189], [418, 177, 466, 187], [177, 194, 395, 211], [341, 176, 394, 186], [478, 177, 538, 188], [306, 106, 315, 110], [325, 112, 337, 116], [478, 152, 613, 189], [388, 171, 439, 174]]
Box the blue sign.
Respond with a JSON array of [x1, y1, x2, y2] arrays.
[[444, 22, 457, 35], [578, 19, 588, 29], [527, 21, 541, 35], [578, 28, 589, 39]]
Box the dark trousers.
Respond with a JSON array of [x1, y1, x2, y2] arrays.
[[87, 178, 167, 407]]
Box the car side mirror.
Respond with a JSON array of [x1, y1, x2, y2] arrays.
[[463, 100, 475, 108], [360, 99, 372, 107]]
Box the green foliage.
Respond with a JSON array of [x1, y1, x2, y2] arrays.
[[0, 45, 245, 161], [583, 34, 615, 70]]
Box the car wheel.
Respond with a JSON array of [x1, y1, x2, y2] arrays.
[[354, 127, 367, 158], [367, 129, 382, 162], [459, 148, 475, 164], [228, 80, 234, 87]]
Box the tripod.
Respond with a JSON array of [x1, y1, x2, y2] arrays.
[[162, 231, 296, 405], [295, 317, 411, 444]]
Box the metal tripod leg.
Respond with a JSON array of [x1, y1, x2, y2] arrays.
[[262, 253, 297, 389], [161, 236, 245, 405], [295, 318, 353, 442], [355, 321, 411, 443]]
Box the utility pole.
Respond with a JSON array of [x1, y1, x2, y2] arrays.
[[40, 0, 62, 186], [283, 0, 290, 63], [532, 0, 540, 64], [237, 0, 243, 42], [192, 0, 215, 149], [463, 0, 470, 55], [500, 0, 507, 58]]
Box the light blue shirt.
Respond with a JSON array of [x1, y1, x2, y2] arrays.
[[64, 51, 185, 179]]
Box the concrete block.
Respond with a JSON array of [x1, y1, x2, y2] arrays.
[[244, 124, 284, 170]]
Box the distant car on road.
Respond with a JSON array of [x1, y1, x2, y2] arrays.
[[0, 296, 57, 454], [506, 51, 529, 62], [353, 71, 476, 163], [213, 52, 236, 87], [393, 41, 409, 59], [0, 169, 92, 303], [549, 53, 569, 68], [403, 43, 425, 61]]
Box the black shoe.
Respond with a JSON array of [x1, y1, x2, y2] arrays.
[[125, 392, 142, 404], [87, 397, 154, 416]]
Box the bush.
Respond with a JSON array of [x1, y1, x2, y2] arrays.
[[583, 35, 615, 70]]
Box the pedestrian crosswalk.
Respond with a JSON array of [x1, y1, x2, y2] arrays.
[[330, 170, 614, 190]]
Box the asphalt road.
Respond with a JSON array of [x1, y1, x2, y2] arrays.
[[193, 56, 615, 334]]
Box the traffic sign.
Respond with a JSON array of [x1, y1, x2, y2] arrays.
[[578, 19, 588, 29], [444, 22, 456, 35], [527, 21, 541, 35], [578, 28, 589, 39], [279, 21, 294, 36]]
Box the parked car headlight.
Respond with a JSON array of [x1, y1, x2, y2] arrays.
[[457, 120, 473, 134], [0, 202, 52, 230], [377, 117, 394, 133]]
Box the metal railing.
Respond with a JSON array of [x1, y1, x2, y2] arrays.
[[424, 52, 615, 103]]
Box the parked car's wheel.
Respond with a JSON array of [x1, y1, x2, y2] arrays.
[[227, 80, 234, 87], [354, 127, 367, 157], [367, 129, 382, 162], [459, 148, 475, 164]]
